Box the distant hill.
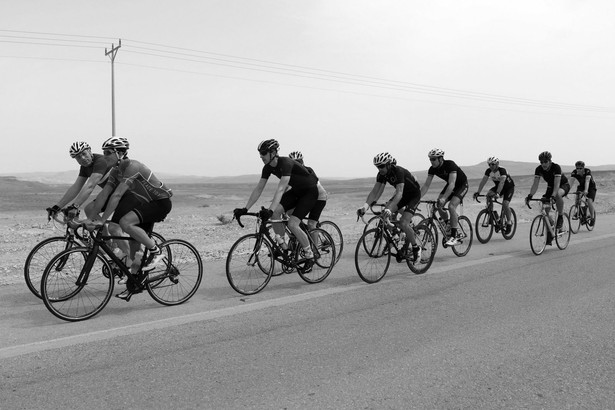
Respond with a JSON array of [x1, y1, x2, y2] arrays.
[[2, 161, 614, 185]]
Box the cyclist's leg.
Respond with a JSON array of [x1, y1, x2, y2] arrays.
[[307, 199, 326, 245], [587, 188, 597, 220], [437, 186, 450, 222], [501, 186, 514, 225], [285, 187, 318, 256], [397, 195, 419, 247]]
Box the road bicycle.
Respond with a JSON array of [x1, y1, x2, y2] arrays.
[[24, 210, 165, 299], [354, 209, 436, 283], [416, 200, 473, 257], [525, 197, 571, 255], [226, 208, 336, 295], [569, 192, 595, 234], [362, 203, 425, 235], [40, 220, 202, 322], [473, 194, 517, 243]]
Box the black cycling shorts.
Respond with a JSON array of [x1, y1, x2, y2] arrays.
[[308, 199, 326, 222], [545, 183, 570, 198], [440, 183, 468, 202], [280, 186, 318, 221], [488, 185, 515, 202]]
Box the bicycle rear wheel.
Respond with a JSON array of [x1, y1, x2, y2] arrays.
[[501, 208, 517, 240], [146, 239, 203, 305], [318, 220, 343, 264], [529, 215, 548, 255], [354, 228, 391, 284], [569, 204, 581, 234], [407, 225, 436, 274], [24, 236, 73, 299], [452, 216, 473, 257], [226, 234, 273, 295], [555, 213, 571, 250], [475, 210, 493, 244], [586, 208, 596, 231], [41, 248, 114, 322], [296, 228, 335, 284]]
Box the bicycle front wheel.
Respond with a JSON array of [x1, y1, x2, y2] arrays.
[[529, 215, 548, 255], [226, 234, 273, 295], [318, 220, 343, 264], [24, 236, 73, 299], [41, 248, 114, 322], [501, 208, 517, 240], [296, 228, 335, 284], [555, 213, 571, 250], [569, 205, 581, 234], [452, 216, 473, 257], [146, 239, 203, 305], [407, 225, 436, 275], [475, 210, 494, 244], [354, 228, 391, 284]]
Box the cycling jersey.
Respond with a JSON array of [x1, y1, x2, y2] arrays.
[[261, 157, 318, 189], [108, 159, 173, 203], [377, 165, 421, 212], [534, 163, 569, 187], [570, 168, 596, 191], [428, 160, 468, 189], [78, 153, 113, 187], [484, 166, 515, 190]]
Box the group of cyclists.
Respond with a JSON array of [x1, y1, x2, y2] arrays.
[[47, 137, 598, 292]]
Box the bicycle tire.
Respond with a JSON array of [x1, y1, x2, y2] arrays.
[[586, 211, 596, 231], [146, 239, 203, 305], [475, 210, 494, 244], [555, 213, 571, 250], [501, 208, 517, 240], [417, 219, 440, 256], [407, 225, 436, 274], [24, 236, 74, 299], [569, 204, 581, 234], [40, 247, 114, 322], [354, 228, 391, 284], [226, 233, 273, 295], [318, 220, 343, 264], [451, 216, 473, 257], [529, 215, 548, 255], [296, 228, 335, 284]]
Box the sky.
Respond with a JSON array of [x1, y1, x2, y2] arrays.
[[1, 0, 614, 178]]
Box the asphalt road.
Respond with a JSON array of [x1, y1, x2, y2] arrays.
[[1, 215, 615, 409]]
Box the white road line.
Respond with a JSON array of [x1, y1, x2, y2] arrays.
[[2, 232, 614, 359]]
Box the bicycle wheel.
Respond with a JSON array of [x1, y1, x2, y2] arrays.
[[475, 210, 494, 244], [24, 236, 73, 299], [555, 213, 571, 250], [417, 219, 439, 256], [586, 208, 596, 232], [318, 220, 343, 264], [41, 248, 114, 321], [568, 205, 581, 234], [529, 215, 548, 255], [226, 234, 273, 295], [451, 216, 473, 257], [501, 208, 517, 240], [296, 228, 335, 284], [354, 228, 391, 284], [407, 225, 436, 274], [145, 239, 203, 305], [362, 215, 381, 235]]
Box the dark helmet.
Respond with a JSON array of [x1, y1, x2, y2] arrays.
[[538, 151, 552, 162], [575, 160, 585, 168], [257, 139, 279, 154]]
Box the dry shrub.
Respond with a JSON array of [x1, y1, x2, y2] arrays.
[[217, 214, 233, 225]]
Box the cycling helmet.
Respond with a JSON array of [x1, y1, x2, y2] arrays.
[[69, 141, 91, 158], [575, 160, 585, 168], [102, 137, 130, 151], [428, 148, 444, 158], [257, 139, 279, 154], [373, 152, 394, 167], [538, 151, 552, 162], [487, 156, 499, 165], [289, 151, 303, 160]]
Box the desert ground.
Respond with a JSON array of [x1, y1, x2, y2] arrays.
[[2, 172, 614, 287]]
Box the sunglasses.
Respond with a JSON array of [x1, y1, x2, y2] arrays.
[[540, 160, 549, 164], [376, 164, 386, 169], [258, 150, 269, 156], [576, 167, 584, 170], [103, 149, 115, 156], [429, 157, 439, 162]]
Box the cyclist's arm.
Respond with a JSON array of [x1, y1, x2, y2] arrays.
[[552, 175, 562, 195], [55, 176, 87, 208], [440, 172, 456, 199], [88, 182, 115, 217], [68, 172, 106, 208], [245, 178, 268, 210], [270, 176, 290, 211], [420, 175, 434, 198], [365, 182, 385, 206], [99, 182, 129, 222], [528, 176, 540, 197], [584, 175, 591, 194], [475, 175, 489, 194]]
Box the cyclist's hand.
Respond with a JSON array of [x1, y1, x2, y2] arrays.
[[437, 197, 446, 209], [525, 194, 532, 205], [356, 207, 366, 218], [65, 204, 80, 219], [46, 205, 61, 221], [472, 192, 479, 200], [382, 208, 392, 219], [83, 218, 103, 231], [233, 207, 248, 219], [259, 208, 273, 222]]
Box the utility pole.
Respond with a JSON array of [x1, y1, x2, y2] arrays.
[[105, 39, 121, 136]]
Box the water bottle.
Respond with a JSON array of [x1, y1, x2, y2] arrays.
[[275, 234, 288, 250]]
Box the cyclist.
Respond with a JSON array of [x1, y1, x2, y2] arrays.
[[420, 148, 468, 246], [525, 151, 570, 241], [87, 137, 173, 299], [234, 139, 319, 264], [46, 141, 113, 221], [570, 160, 597, 226], [357, 152, 422, 263], [473, 156, 515, 234], [288, 151, 328, 234]]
